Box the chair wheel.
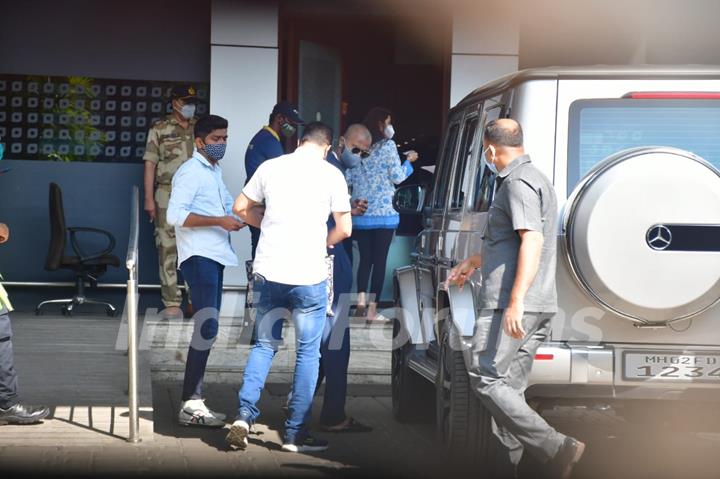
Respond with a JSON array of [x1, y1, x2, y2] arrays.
[[61, 306, 72, 317], [35, 309, 43, 316], [106, 307, 115, 317]]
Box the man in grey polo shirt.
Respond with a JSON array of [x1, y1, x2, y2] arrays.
[[447, 119, 584, 478]]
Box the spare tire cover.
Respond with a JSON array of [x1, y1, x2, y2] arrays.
[[564, 146, 720, 324]]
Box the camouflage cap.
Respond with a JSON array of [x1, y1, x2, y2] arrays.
[[169, 85, 198, 103]]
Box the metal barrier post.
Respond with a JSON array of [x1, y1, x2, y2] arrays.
[[126, 186, 141, 443]]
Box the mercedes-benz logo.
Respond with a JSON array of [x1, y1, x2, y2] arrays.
[[646, 224, 673, 251]]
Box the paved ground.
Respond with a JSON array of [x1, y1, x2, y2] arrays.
[[4, 381, 720, 479], [1, 380, 443, 478], [3, 312, 720, 478]]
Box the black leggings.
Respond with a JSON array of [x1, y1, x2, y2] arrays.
[[355, 228, 395, 302]]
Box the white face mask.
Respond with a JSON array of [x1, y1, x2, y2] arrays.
[[483, 146, 498, 174], [179, 103, 196, 120], [384, 124, 395, 139]]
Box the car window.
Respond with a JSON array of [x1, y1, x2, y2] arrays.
[[449, 115, 479, 210], [472, 166, 497, 212], [471, 100, 503, 212], [432, 122, 460, 210], [568, 98, 720, 195]]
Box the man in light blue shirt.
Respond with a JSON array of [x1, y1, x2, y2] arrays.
[[167, 114, 244, 427]]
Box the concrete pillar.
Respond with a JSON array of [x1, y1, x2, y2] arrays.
[[449, 2, 520, 107], [210, 0, 279, 292]]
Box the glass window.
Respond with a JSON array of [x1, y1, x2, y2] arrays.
[[449, 116, 479, 209], [568, 99, 720, 194], [471, 102, 503, 212], [472, 166, 496, 212], [432, 122, 460, 210]]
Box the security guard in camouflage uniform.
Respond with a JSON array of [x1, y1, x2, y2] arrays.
[[143, 85, 198, 318]]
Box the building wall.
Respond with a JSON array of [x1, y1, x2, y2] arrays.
[[0, 0, 210, 82], [209, 0, 279, 289], [0, 159, 155, 312], [0, 0, 212, 311], [519, 0, 720, 68], [449, 2, 520, 107]]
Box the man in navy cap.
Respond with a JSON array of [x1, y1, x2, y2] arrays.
[[241, 102, 304, 347], [244, 101, 304, 259]]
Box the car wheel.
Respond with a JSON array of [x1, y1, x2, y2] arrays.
[[436, 322, 502, 470]]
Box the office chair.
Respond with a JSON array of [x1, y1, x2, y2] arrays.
[[36, 182, 121, 316]]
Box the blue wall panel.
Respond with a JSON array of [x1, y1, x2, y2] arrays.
[[0, 159, 162, 311]]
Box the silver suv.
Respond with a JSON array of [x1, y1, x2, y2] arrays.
[[391, 66, 720, 460]]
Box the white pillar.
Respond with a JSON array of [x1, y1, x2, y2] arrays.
[[450, 2, 520, 107], [210, 0, 279, 290]]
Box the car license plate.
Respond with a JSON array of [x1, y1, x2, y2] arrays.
[[623, 351, 720, 382]]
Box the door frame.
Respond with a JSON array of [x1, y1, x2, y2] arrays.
[[278, 5, 452, 140]]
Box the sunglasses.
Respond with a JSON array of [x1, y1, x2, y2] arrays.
[[351, 147, 371, 159]]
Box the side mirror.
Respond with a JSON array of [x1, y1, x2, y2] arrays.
[[393, 184, 427, 215]]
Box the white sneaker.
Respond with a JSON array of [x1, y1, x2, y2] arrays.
[[207, 408, 226, 421], [188, 398, 228, 420], [178, 399, 226, 427], [226, 419, 250, 450]]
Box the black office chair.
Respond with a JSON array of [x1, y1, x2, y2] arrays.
[[36, 182, 120, 316]]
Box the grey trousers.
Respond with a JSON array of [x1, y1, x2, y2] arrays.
[[467, 309, 565, 474], [0, 308, 19, 409]]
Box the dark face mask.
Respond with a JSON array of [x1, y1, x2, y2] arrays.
[[203, 142, 226, 161]]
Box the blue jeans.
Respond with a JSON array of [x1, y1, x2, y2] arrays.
[[179, 256, 224, 401], [237, 275, 327, 442], [286, 246, 353, 426]]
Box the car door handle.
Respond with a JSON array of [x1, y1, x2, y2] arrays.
[[412, 252, 437, 265], [437, 257, 455, 268]]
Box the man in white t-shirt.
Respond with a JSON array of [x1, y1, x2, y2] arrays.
[[227, 122, 352, 453]]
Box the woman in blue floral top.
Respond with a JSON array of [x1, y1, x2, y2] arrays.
[[345, 107, 418, 322]]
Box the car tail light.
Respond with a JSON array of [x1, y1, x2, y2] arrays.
[[625, 92, 720, 100], [535, 354, 554, 360]]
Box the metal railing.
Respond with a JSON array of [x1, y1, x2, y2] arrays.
[[3, 281, 246, 291], [126, 186, 141, 443]]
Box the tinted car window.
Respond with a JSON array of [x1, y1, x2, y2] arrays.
[[450, 116, 479, 210], [568, 99, 720, 194], [471, 102, 503, 212], [432, 123, 460, 210], [472, 166, 496, 212]]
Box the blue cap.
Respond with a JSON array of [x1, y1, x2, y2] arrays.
[[272, 101, 304, 124]]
